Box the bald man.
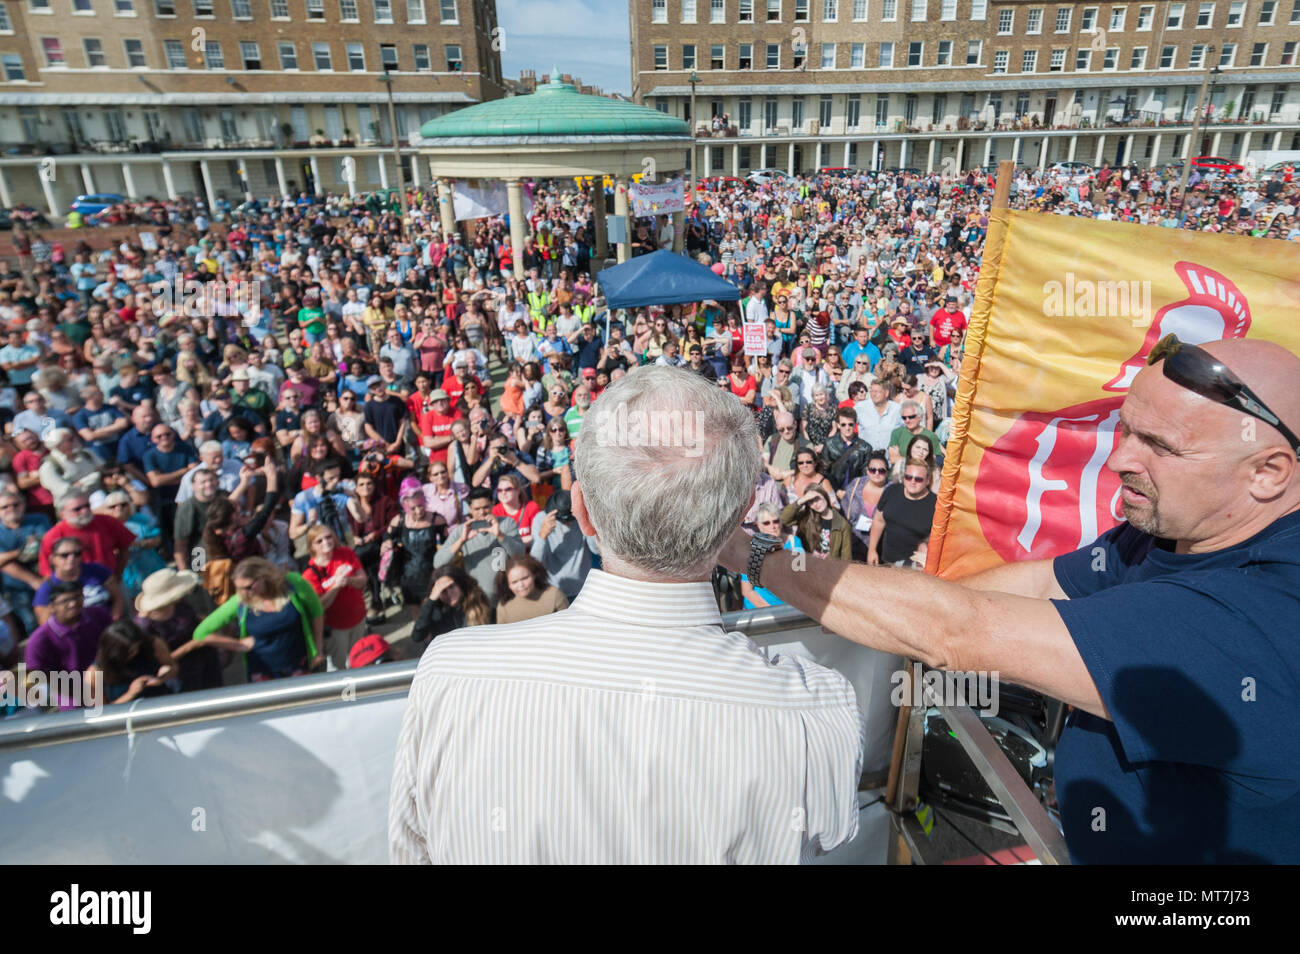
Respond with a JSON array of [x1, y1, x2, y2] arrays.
[[724, 337, 1300, 864]]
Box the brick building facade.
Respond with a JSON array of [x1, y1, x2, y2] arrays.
[[630, 0, 1300, 174], [0, 0, 504, 209]]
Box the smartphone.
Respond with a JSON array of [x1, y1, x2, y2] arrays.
[[468, 519, 492, 532]]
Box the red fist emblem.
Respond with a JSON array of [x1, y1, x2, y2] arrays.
[[976, 262, 1252, 563]]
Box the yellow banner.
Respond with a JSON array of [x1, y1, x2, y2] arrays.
[[929, 211, 1300, 580]]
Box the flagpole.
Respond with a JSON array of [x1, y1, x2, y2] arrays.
[[924, 157, 1014, 578], [885, 160, 1017, 858]]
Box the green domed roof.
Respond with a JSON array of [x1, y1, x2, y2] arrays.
[[420, 69, 689, 139]]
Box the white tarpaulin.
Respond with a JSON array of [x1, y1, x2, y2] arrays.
[[452, 180, 534, 222], [629, 178, 685, 216], [0, 628, 898, 864], [0, 694, 407, 864]]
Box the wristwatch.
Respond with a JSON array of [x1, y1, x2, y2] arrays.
[[747, 532, 784, 589]]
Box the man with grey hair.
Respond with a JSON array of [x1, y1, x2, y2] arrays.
[[790, 347, 830, 408], [887, 399, 942, 471], [760, 359, 798, 409], [175, 441, 242, 502], [392, 365, 864, 864], [762, 410, 806, 484], [563, 385, 591, 438]]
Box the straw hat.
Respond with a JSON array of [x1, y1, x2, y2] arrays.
[[134, 568, 201, 615]]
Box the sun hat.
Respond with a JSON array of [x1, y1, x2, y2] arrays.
[[134, 568, 201, 615]]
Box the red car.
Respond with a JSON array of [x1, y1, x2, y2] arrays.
[[1190, 155, 1245, 175]]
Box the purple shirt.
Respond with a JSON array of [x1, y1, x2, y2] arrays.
[[25, 605, 113, 675]]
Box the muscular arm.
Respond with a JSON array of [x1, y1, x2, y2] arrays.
[[718, 530, 1106, 719], [958, 557, 1068, 600]]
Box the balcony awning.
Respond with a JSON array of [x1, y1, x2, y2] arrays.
[[0, 91, 477, 107], [645, 70, 1300, 98]]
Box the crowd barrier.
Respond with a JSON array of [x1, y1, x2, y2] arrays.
[[0, 606, 1023, 864]]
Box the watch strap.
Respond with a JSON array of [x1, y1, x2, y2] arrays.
[[748, 535, 780, 589]]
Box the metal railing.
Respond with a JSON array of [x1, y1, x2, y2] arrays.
[[0, 605, 809, 752], [0, 604, 1068, 864]]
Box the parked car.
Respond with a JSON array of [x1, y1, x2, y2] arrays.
[[818, 167, 858, 178], [697, 176, 746, 192], [884, 166, 923, 176], [747, 168, 794, 185], [1190, 155, 1244, 175], [1049, 161, 1094, 180], [70, 193, 127, 220]]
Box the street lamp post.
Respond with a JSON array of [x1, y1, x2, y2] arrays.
[[688, 70, 700, 199], [378, 71, 409, 237], [1176, 46, 1217, 201]]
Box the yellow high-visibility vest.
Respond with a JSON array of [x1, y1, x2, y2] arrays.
[[528, 290, 550, 324]]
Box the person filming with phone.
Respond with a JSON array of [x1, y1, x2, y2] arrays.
[[471, 432, 540, 490], [432, 487, 524, 604]]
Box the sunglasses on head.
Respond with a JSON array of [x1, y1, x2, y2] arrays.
[[1148, 334, 1300, 456]]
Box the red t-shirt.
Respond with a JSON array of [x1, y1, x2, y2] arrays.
[[929, 308, 968, 347], [493, 501, 540, 545], [728, 373, 758, 401], [442, 371, 467, 409], [406, 393, 425, 422], [38, 515, 137, 577], [417, 406, 463, 465], [300, 546, 366, 629], [12, 449, 53, 509]]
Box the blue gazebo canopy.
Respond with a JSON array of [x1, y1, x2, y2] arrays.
[[598, 250, 741, 309]]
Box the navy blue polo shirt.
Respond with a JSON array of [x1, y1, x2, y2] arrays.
[[115, 427, 155, 470], [142, 443, 199, 502], [1051, 511, 1300, 864], [109, 381, 156, 408]]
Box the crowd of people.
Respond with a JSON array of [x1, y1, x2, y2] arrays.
[[0, 158, 1294, 715]]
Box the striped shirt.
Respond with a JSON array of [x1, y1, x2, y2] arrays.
[[389, 570, 864, 864]]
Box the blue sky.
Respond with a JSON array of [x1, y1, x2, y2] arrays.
[[497, 0, 633, 95]]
